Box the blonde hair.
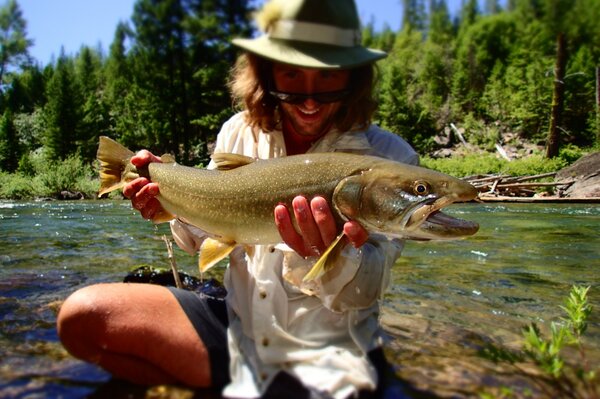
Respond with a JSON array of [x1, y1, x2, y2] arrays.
[[228, 53, 379, 133]]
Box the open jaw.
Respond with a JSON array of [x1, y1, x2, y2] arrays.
[[406, 196, 479, 239]]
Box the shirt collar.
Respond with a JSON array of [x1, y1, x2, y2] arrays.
[[308, 125, 371, 154]]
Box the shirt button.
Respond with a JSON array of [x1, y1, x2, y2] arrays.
[[262, 337, 270, 347], [268, 245, 275, 253], [259, 290, 267, 299]]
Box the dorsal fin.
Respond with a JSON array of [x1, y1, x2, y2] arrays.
[[211, 153, 256, 170], [160, 154, 176, 163]]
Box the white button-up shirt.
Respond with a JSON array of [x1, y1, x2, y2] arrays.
[[170, 112, 418, 398]]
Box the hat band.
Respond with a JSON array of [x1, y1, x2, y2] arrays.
[[268, 20, 361, 47]]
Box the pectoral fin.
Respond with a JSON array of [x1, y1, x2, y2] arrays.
[[160, 154, 176, 163], [199, 238, 236, 272], [150, 208, 175, 224], [302, 232, 346, 282]]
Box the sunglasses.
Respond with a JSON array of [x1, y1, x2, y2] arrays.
[[268, 88, 351, 104]]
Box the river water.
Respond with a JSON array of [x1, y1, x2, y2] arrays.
[[0, 200, 598, 398]]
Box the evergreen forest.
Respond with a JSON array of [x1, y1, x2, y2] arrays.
[[1, 0, 599, 199]]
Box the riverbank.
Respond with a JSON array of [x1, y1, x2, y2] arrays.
[[470, 151, 600, 202], [1, 148, 598, 202]]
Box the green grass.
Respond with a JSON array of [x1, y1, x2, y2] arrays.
[[421, 152, 572, 178]]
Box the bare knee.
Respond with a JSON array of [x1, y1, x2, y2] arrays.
[[57, 283, 214, 387], [57, 284, 113, 360]]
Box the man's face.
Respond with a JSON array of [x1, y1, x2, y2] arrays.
[[272, 64, 351, 138]]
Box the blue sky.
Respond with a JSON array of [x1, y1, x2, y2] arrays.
[[17, 0, 475, 66]]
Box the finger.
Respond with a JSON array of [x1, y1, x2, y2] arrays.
[[292, 196, 324, 256], [343, 221, 369, 248], [133, 182, 160, 209], [274, 204, 308, 256], [131, 150, 162, 168], [122, 177, 150, 199], [139, 197, 162, 220], [310, 196, 337, 247]]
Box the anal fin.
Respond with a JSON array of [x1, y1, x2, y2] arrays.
[[150, 208, 175, 224], [199, 238, 236, 272], [302, 232, 346, 282]]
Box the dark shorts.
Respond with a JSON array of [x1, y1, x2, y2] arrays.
[[168, 287, 411, 399], [167, 287, 230, 388]]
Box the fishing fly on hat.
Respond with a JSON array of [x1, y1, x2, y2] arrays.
[[232, 0, 387, 69]]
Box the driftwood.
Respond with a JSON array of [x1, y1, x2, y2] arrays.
[[494, 143, 511, 162], [449, 123, 468, 147], [473, 195, 600, 203], [162, 234, 184, 289], [464, 172, 578, 201]]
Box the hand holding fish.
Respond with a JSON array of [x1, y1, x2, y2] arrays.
[[275, 196, 369, 258], [122, 150, 164, 221]]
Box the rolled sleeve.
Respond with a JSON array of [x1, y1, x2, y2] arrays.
[[324, 237, 403, 312], [281, 236, 403, 313], [169, 218, 208, 256]]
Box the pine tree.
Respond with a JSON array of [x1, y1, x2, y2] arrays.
[[43, 52, 83, 160], [105, 22, 136, 145], [401, 0, 426, 31], [378, 27, 437, 152], [0, 0, 32, 90], [0, 108, 20, 171], [183, 0, 254, 164], [544, 0, 576, 158], [76, 46, 109, 163], [128, 0, 190, 155], [452, 14, 517, 117], [121, 0, 253, 163], [427, 0, 453, 44], [5, 65, 46, 113]]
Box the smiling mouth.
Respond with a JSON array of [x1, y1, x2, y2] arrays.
[[298, 107, 319, 115], [296, 105, 320, 116]]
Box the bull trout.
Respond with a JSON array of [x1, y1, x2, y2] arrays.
[[97, 136, 479, 281]]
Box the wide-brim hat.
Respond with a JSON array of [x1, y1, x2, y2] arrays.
[[232, 0, 387, 69]]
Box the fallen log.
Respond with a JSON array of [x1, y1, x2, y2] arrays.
[[465, 173, 578, 200], [477, 195, 600, 203], [495, 181, 575, 189]]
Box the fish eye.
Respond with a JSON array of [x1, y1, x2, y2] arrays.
[[413, 181, 430, 196]]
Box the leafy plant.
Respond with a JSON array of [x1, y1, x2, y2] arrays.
[[0, 153, 99, 199], [0, 171, 36, 199], [480, 286, 598, 399], [35, 155, 94, 197]]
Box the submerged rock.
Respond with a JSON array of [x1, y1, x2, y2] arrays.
[[124, 266, 227, 299]]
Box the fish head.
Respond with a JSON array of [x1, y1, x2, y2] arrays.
[[332, 162, 479, 240]]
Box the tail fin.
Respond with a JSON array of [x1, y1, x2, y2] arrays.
[[97, 136, 135, 197]]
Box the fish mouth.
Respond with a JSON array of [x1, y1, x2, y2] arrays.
[[405, 196, 479, 239]]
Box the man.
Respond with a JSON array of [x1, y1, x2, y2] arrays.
[[57, 0, 418, 398]]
